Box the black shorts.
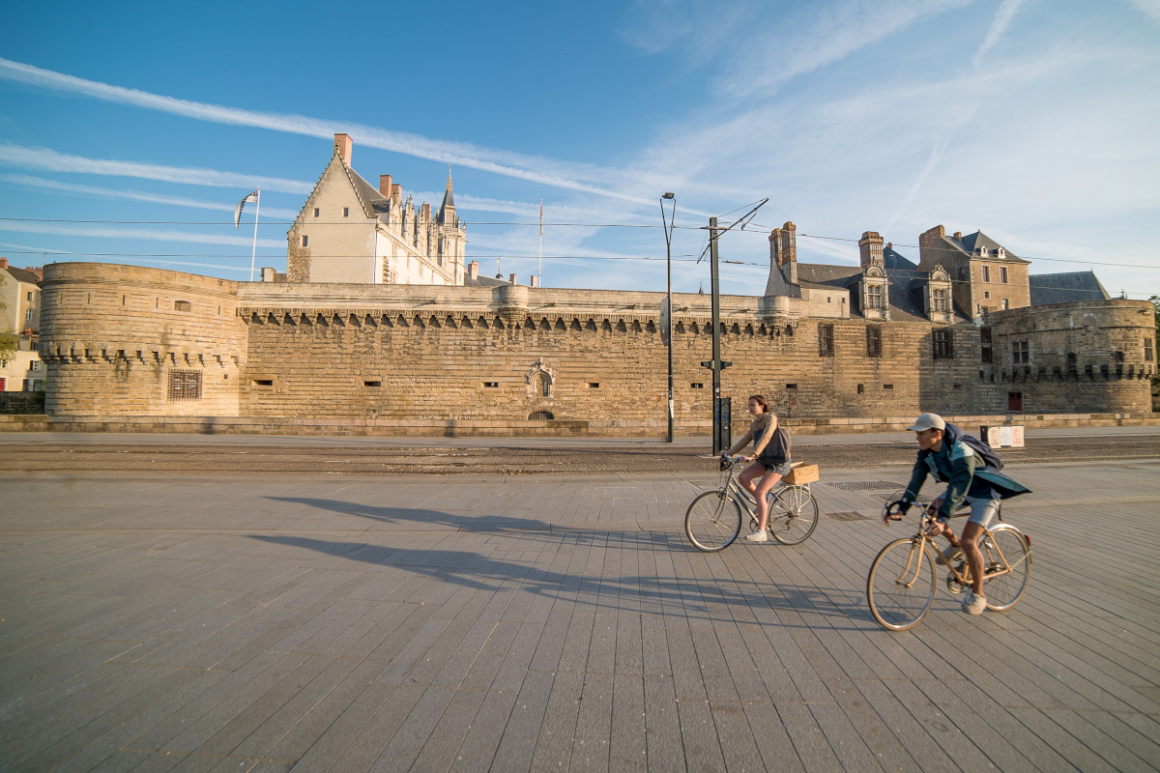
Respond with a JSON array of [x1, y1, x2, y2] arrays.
[[756, 457, 791, 475]]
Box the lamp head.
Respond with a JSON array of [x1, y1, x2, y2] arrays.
[[661, 192, 675, 200]]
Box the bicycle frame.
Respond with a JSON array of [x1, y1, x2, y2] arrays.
[[898, 503, 1030, 586], [720, 457, 808, 524]]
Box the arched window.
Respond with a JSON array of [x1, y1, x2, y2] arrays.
[[538, 372, 551, 397]]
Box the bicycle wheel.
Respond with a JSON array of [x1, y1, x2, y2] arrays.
[[768, 485, 820, 545], [685, 490, 743, 552], [867, 538, 937, 631], [981, 524, 1031, 611]]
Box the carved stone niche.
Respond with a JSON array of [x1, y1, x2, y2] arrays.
[[525, 357, 555, 399]]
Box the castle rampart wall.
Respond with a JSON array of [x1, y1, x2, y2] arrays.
[[38, 263, 247, 417], [33, 264, 1155, 433]]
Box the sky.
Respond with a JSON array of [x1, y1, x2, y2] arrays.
[[0, 0, 1157, 299]]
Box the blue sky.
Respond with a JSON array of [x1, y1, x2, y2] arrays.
[[0, 0, 1157, 298]]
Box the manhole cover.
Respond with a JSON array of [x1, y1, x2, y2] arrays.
[[827, 511, 870, 521], [824, 480, 907, 491]]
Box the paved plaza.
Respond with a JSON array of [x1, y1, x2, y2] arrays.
[[0, 443, 1157, 771]]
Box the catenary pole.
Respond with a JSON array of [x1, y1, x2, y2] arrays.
[[709, 216, 723, 454], [661, 193, 676, 443]]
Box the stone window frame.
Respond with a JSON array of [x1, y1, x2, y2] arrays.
[[932, 328, 954, 360], [931, 288, 949, 313], [1145, 338, 1154, 362], [866, 326, 882, 358], [818, 323, 834, 357], [1012, 340, 1030, 365], [525, 358, 555, 399], [1000, 266, 1009, 284], [168, 369, 203, 401]]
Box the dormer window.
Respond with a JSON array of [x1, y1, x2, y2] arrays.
[[997, 247, 1006, 258], [979, 247, 990, 257]]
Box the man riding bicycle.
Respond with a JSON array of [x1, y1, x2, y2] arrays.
[[885, 413, 1030, 615]]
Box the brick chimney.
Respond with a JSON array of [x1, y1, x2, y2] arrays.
[[469, 260, 479, 280], [953, 231, 962, 241], [0, 257, 7, 269], [858, 231, 884, 269], [333, 133, 353, 165], [421, 202, 431, 220], [379, 175, 392, 197]]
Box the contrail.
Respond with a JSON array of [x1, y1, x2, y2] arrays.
[[0, 56, 649, 205], [0, 173, 301, 219], [0, 143, 311, 194]]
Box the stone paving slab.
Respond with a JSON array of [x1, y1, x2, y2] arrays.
[[0, 459, 1157, 772]]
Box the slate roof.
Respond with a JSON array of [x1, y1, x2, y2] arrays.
[[463, 273, 510, 288], [1029, 271, 1110, 305], [3, 265, 41, 285], [954, 231, 1029, 263]]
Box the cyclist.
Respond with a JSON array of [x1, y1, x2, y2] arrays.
[[885, 413, 1030, 615], [722, 395, 791, 542]]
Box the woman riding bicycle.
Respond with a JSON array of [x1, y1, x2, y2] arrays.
[[721, 395, 791, 543]]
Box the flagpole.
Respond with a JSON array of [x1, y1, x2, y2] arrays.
[[249, 188, 261, 281], [538, 199, 543, 286]]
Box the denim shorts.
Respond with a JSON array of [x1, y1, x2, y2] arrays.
[[756, 459, 792, 477], [965, 494, 1001, 528]]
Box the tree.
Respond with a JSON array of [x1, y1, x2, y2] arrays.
[[0, 271, 14, 360]]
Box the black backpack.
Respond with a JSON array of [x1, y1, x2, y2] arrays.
[[948, 424, 1004, 471]]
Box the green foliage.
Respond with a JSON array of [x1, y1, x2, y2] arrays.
[[1151, 295, 1160, 336], [0, 331, 17, 357]]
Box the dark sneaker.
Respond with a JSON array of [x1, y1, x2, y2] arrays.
[[962, 591, 987, 615]]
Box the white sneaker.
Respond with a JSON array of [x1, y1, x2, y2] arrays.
[[744, 529, 769, 542], [962, 591, 987, 615], [935, 545, 964, 566]]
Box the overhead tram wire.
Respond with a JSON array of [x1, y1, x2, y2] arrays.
[[1, 216, 1157, 272]]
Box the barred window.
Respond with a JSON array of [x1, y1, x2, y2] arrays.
[[168, 370, 202, 401], [932, 329, 954, 360], [866, 326, 882, 358], [818, 324, 834, 357]]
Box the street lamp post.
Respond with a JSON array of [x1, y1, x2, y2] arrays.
[[661, 193, 676, 443]]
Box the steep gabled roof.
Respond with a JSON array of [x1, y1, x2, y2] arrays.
[[957, 231, 1029, 263], [1029, 271, 1110, 305]]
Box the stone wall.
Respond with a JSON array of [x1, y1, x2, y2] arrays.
[[34, 263, 1157, 434], [38, 263, 247, 417]]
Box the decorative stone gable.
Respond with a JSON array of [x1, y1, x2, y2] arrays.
[[926, 265, 954, 324]]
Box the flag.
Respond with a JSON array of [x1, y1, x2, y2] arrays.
[[234, 190, 259, 228], [539, 200, 544, 237]]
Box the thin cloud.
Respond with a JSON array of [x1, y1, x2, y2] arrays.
[[0, 143, 311, 194], [719, 0, 976, 98], [0, 174, 301, 219], [0, 56, 649, 206], [0, 219, 285, 249], [974, 0, 1024, 68]]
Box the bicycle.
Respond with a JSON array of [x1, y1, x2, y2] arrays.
[[684, 456, 820, 552], [866, 498, 1032, 631]]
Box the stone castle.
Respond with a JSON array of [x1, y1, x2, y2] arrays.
[[27, 136, 1157, 436]]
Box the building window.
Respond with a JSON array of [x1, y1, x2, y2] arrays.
[[1000, 266, 1008, 283], [529, 411, 554, 420], [1067, 352, 1077, 369], [932, 328, 954, 359], [1001, 298, 1010, 310], [483, 381, 499, 388], [25, 309, 33, 321], [343, 207, 350, 217], [691, 382, 704, 389], [537, 372, 552, 398], [1008, 392, 1022, 411], [26, 291, 33, 301], [867, 284, 883, 309], [857, 383, 864, 394], [313, 208, 319, 217], [301, 235, 309, 247], [1012, 340, 1030, 364], [786, 383, 798, 390], [982, 266, 991, 282], [1146, 338, 1154, 362], [983, 291, 990, 299], [168, 370, 202, 401], [174, 300, 191, 312], [818, 324, 834, 357], [931, 289, 948, 312], [866, 326, 882, 358], [980, 326, 993, 362]]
